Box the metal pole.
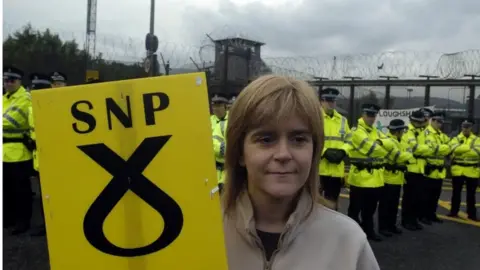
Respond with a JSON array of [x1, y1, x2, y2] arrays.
[[149, 0, 155, 77]]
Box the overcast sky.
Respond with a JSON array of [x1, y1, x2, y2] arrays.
[[3, 0, 480, 101]]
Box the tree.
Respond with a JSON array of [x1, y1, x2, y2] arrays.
[[3, 24, 147, 85]]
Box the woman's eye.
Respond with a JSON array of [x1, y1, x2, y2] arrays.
[[292, 136, 308, 144], [257, 136, 274, 144]]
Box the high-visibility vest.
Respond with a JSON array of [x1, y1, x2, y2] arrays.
[[319, 109, 350, 178], [3, 86, 32, 162]]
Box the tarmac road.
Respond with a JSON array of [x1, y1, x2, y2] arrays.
[[3, 180, 480, 270]]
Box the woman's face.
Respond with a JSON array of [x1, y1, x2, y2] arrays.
[[242, 114, 314, 199]]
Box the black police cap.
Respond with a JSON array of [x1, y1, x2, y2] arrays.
[[421, 107, 434, 117], [211, 94, 229, 104], [320, 88, 340, 100], [3, 66, 24, 80], [410, 110, 426, 122], [461, 117, 475, 126], [361, 103, 381, 114], [388, 119, 406, 131], [50, 71, 67, 82], [29, 73, 52, 90], [431, 111, 446, 121]]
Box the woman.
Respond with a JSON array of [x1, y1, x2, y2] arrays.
[[222, 75, 380, 270]]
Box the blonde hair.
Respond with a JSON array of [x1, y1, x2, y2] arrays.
[[222, 75, 331, 213]]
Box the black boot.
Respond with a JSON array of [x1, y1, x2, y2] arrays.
[[431, 216, 443, 223], [419, 218, 432, 225], [402, 222, 418, 231], [367, 233, 382, 242], [388, 226, 403, 235], [379, 229, 393, 237]]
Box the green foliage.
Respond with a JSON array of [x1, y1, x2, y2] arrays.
[[3, 24, 147, 85]]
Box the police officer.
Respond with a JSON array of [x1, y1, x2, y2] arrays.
[[226, 95, 236, 111], [318, 88, 350, 210], [401, 110, 434, 231], [378, 119, 415, 236], [448, 118, 480, 221], [3, 66, 34, 234], [49, 71, 67, 88], [421, 107, 433, 122], [212, 106, 229, 194], [210, 94, 229, 131], [421, 111, 450, 224], [346, 103, 389, 241], [28, 73, 52, 236]]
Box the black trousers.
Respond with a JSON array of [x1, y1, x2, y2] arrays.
[[33, 175, 45, 225], [420, 177, 443, 220], [3, 160, 34, 227], [348, 186, 381, 235], [401, 172, 424, 224], [378, 184, 402, 231], [319, 176, 342, 202], [451, 176, 478, 218]]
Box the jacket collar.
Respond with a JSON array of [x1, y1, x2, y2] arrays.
[[215, 111, 228, 122], [231, 189, 314, 248], [5, 86, 27, 99], [427, 124, 440, 134], [357, 118, 373, 132], [322, 108, 341, 119], [408, 123, 423, 131]]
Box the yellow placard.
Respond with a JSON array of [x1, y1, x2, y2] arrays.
[[31, 73, 228, 270], [86, 69, 99, 82]]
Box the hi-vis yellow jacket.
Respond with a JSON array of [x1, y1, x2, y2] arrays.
[[424, 125, 451, 179], [210, 112, 228, 131], [212, 117, 228, 184], [346, 118, 389, 188], [319, 109, 350, 178], [383, 132, 415, 185], [28, 106, 39, 171], [449, 133, 480, 179], [402, 123, 433, 174], [3, 86, 32, 162]]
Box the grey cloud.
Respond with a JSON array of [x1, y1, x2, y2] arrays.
[[182, 0, 480, 56]]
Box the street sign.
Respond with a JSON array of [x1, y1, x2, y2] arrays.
[[86, 69, 99, 82], [31, 73, 227, 270]]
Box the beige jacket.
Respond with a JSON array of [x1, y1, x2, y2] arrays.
[[223, 191, 380, 270]]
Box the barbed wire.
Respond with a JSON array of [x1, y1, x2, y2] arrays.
[[3, 23, 480, 80]]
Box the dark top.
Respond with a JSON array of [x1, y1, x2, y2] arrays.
[[256, 230, 281, 261]]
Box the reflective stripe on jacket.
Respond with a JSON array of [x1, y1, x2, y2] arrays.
[[3, 86, 32, 162], [28, 106, 39, 171], [346, 118, 388, 188], [383, 132, 415, 185], [449, 133, 480, 178], [424, 125, 451, 179], [401, 123, 433, 174], [319, 109, 350, 178], [212, 117, 228, 184]]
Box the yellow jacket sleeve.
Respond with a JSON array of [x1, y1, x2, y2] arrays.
[[212, 119, 228, 163], [3, 93, 31, 130], [402, 129, 433, 157], [350, 128, 389, 158], [28, 106, 35, 140], [425, 131, 451, 157]]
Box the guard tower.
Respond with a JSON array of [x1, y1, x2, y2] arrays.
[[210, 37, 267, 96]]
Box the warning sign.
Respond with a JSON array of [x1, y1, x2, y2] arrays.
[[31, 73, 227, 269]]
